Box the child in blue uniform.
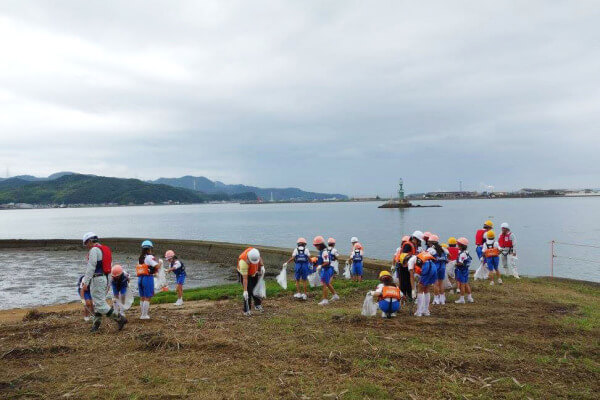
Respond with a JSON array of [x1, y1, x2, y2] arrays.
[[78, 275, 94, 321], [313, 236, 339, 306], [284, 238, 310, 300], [414, 252, 437, 317], [428, 235, 448, 305], [165, 250, 186, 306], [373, 271, 402, 318], [483, 230, 502, 285], [110, 264, 130, 316], [350, 244, 364, 282], [454, 237, 474, 303], [137, 240, 161, 319]]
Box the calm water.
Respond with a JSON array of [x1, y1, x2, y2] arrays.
[[1, 198, 599, 309]]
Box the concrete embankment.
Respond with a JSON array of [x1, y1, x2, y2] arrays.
[[0, 238, 389, 278]]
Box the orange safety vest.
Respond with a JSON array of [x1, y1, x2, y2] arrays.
[[238, 247, 261, 276], [381, 285, 401, 300], [484, 245, 500, 258], [415, 252, 434, 275], [136, 264, 150, 276]]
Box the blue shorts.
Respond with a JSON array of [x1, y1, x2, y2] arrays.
[[320, 266, 335, 285], [138, 275, 155, 298], [420, 262, 438, 286], [79, 287, 92, 301], [476, 246, 484, 261], [456, 268, 469, 283], [352, 262, 363, 276], [486, 256, 500, 271], [175, 273, 186, 285], [378, 299, 400, 314], [111, 283, 127, 297], [294, 263, 309, 280], [436, 264, 446, 281]]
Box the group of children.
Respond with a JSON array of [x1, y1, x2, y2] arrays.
[[78, 240, 187, 321], [284, 236, 365, 305]]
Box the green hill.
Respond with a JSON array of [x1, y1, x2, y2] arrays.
[[0, 174, 241, 205]]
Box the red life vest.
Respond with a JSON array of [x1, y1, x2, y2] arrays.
[[499, 232, 513, 248], [447, 246, 459, 261], [475, 229, 487, 246], [87, 244, 112, 275], [381, 286, 401, 300], [238, 247, 260, 276]]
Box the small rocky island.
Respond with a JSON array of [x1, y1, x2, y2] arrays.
[[378, 179, 441, 208]]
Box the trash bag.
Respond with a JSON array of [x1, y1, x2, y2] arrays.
[[361, 293, 378, 317], [343, 263, 351, 280], [509, 255, 520, 278], [474, 260, 489, 280], [308, 271, 322, 287], [253, 276, 267, 298], [154, 265, 168, 291], [276, 265, 287, 289], [123, 287, 134, 310], [332, 261, 339, 275], [444, 261, 455, 289]]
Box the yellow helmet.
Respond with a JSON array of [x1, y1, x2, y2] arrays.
[[448, 237, 457, 245], [379, 270, 392, 279], [442, 243, 448, 248], [486, 230, 496, 239], [484, 220, 494, 228]]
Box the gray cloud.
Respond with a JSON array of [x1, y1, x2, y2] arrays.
[[0, 1, 599, 195]]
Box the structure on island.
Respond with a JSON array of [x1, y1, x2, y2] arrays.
[[378, 179, 440, 208]]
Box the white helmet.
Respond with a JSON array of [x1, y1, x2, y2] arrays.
[[412, 230, 424, 240], [350, 236, 359, 244], [247, 248, 261, 264], [501, 222, 509, 229], [82, 232, 97, 245]]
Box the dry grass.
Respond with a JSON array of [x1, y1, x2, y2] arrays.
[[0, 277, 598, 399]]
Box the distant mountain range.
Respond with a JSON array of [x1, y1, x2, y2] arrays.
[[151, 176, 347, 201], [0, 172, 346, 205]]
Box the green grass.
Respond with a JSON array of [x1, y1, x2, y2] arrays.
[[139, 279, 378, 305]]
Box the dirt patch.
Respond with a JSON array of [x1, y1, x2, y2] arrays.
[[1, 345, 73, 360]]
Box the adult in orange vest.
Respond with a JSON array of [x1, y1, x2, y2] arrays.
[[81, 232, 127, 333], [237, 247, 265, 316]]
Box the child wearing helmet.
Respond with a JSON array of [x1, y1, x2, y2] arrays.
[[396, 252, 415, 302], [413, 251, 437, 317], [313, 236, 339, 306], [454, 238, 474, 304], [372, 270, 402, 318], [483, 231, 502, 285], [350, 243, 364, 282], [445, 237, 460, 293], [165, 250, 186, 306], [428, 235, 448, 305], [77, 275, 94, 321], [110, 265, 130, 317], [327, 238, 340, 276], [283, 238, 311, 300], [237, 247, 265, 316], [137, 240, 162, 320], [475, 220, 493, 264]]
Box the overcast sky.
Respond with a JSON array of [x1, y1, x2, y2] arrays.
[[0, 1, 598, 196]]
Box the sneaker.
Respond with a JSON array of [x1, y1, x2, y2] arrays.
[[498, 278, 503, 285], [414, 311, 423, 317], [318, 299, 329, 306], [381, 311, 388, 318], [423, 311, 430, 316], [301, 294, 307, 300], [331, 294, 340, 301], [243, 311, 252, 316], [455, 297, 465, 304], [174, 299, 183, 306], [293, 293, 301, 299], [117, 315, 128, 331], [255, 305, 264, 312], [90, 319, 101, 333], [456, 288, 461, 293], [433, 298, 439, 305], [467, 296, 474, 303], [390, 313, 397, 317], [140, 315, 150, 320]]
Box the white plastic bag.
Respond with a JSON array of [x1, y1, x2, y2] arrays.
[[343, 263, 351, 280], [276, 265, 287, 290], [361, 293, 378, 317], [474, 264, 489, 280], [154, 266, 168, 291], [332, 261, 339, 275], [444, 261, 456, 289], [509, 255, 520, 278], [123, 287, 134, 310], [308, 271, 322, 287], [253, 276, 267, 298]]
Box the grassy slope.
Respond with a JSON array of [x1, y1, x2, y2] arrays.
[[0, 277, 598, 399]]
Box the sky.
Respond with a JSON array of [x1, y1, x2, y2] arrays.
[[0, 1, 599, 196]]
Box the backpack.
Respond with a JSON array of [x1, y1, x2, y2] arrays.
[[94, 244, 113, 274]]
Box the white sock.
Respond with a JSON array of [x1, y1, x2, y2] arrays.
[[416, 293, 423, 313], [459, 296, 465, 301], [140, 301, 146, 316], [143, 301, 149, 316], [424, 293, 430, 313], [441, 293, 446, 303], [467, 294, 473, 301], [145, 301, 150, 315]]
